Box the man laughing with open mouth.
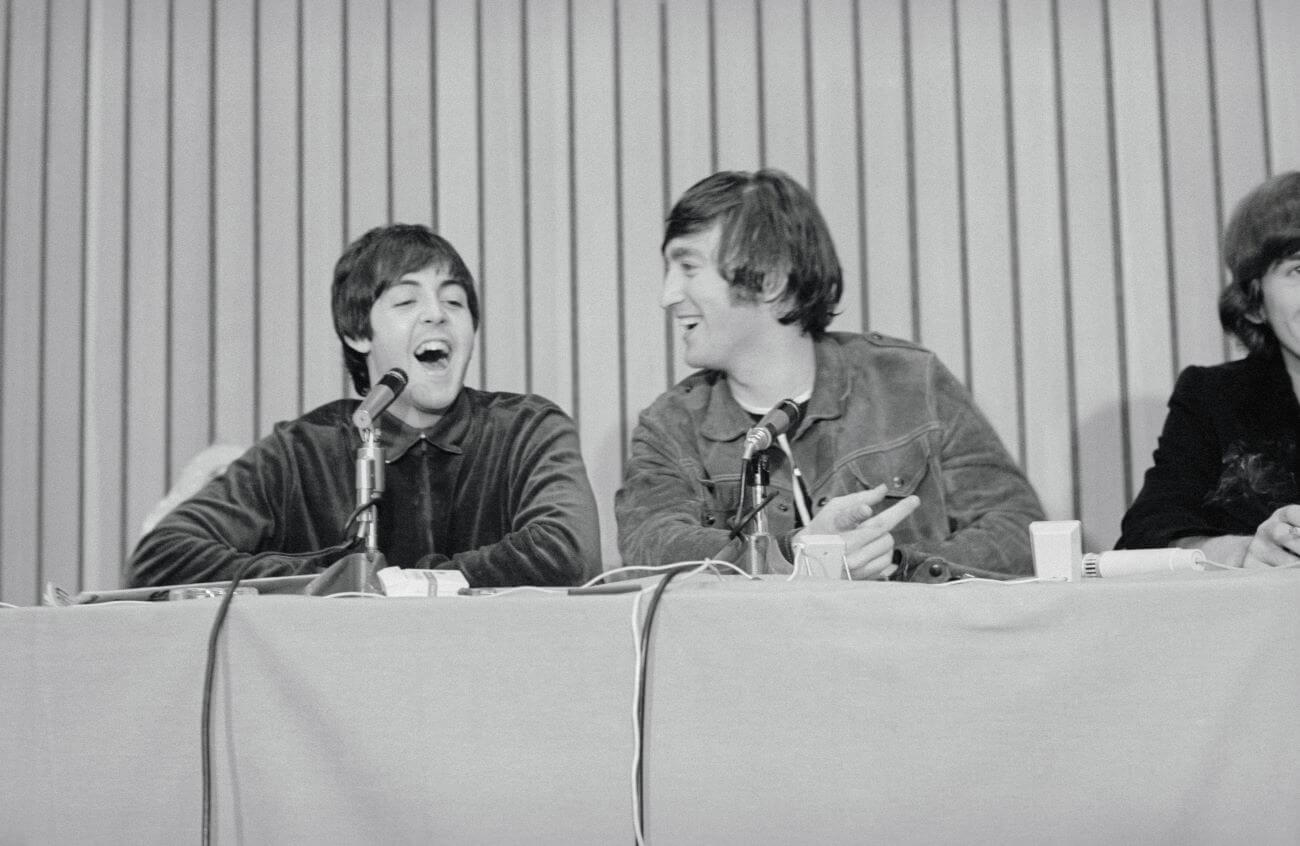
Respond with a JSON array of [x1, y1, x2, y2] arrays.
[[129, 224, 601, 590]]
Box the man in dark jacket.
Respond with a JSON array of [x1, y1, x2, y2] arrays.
[[129, 224, 601, 588]]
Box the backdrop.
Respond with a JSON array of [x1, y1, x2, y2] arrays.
[[0, 0, 1297, 604]]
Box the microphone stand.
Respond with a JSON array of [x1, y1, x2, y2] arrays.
[[741, 452, 773, 575], [305, 425, 389, 596]]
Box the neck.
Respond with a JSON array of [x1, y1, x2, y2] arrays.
[[727, 329, 817, 410]]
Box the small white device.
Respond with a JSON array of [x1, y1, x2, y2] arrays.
[[791, 534, 850, 579], [1030, 520, 1083, 581]]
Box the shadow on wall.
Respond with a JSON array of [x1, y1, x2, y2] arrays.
[[1074, 391, 1172, 554]]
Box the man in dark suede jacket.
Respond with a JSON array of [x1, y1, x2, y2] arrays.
[[129, 224, 600, 588], [616, 170, 1043, 579]]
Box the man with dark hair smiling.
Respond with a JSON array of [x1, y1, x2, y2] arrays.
[[616, 169, 1043, 578], [129, 223, 601, 588]]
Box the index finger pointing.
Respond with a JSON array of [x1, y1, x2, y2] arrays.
[[864, 495, 921, 533]]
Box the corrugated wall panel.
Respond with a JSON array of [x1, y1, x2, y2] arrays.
[[1008, 0, 1074, 524], [1109, 0, 1174, 506], [3, 0, 51, 603], [859, 0, 914, 341], [1, 0, 1298, 601], [523, 0, 574, 411], [1159, 0, 1226, 373], [80, 0, 128, 595], [256, 0, 304, 434], [300, 0, 348, 411], [390, 0, 434, 227], [169, 0, 215, 485], [616, 0, 669, 447], [572, 0, 622, 567], [481, 0, 529, 396], [958, 0, 1022, 462], [809, 0, 864, 338], [1058, 0, 1129, 551], [40, 0, 89, 596], [211, 0, 257, 448]]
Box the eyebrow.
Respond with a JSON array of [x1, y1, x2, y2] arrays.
[[388, 276, 468, 291], [665, 245, 705, 261]]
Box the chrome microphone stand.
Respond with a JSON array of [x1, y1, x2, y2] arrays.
[[305, 424, 389, 596], [741, 451, 773, 575]]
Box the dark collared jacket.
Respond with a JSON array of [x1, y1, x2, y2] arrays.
[[1118, 353, 1300, 549], [128, 388, 601, 588], [616, 331, 1043, 577]]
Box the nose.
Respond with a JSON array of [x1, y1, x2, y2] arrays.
[[419, 296, 447, 324], [660, 270, 684, 311]]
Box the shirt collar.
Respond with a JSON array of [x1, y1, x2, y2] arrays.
[[700, 335, 848, 443], [372, 390, 472, 461]]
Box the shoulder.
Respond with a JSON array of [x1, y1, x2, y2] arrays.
[[247, 400, 353, 460], [637, 368, 724, 425], [269, 399, 354, 440], [462, 387, 576, 430], [1172, 356, 1271, 400], [827, 330, 935, 364], [822, 330, 943, 385]]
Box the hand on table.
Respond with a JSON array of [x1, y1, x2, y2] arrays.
[[798, 484, 921, 580], [1243, 504, 1300, 568]]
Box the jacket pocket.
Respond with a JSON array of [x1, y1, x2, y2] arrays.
[[837, 432, 932, 499]]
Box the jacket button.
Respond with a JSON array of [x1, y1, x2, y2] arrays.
[[777, 502, 789, 512], [891, 476, 905, 488], [704, 514, 715, 525]]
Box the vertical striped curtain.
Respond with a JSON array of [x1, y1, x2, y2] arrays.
[[1, 0, 1296, 604]]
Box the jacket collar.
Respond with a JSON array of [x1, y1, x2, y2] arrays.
[[373, 389, 472, 461], [700, 335, 848, 443]]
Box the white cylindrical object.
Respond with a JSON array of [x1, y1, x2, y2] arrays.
[[1082, 548, 1206, 578]]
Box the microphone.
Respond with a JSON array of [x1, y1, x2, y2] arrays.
[[742, 398, 802, 459], [352, 368, 408, 430]]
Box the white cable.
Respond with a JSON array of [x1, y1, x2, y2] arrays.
[[933, 575, 1045, 586], [776, 433, 814, 528], [630, 582, 649, 846]]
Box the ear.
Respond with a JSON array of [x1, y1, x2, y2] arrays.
[[759, 271, 789, 304], [344, 335, 372, 354]]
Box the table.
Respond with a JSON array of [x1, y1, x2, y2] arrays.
[[3, 569, 1299, 843]]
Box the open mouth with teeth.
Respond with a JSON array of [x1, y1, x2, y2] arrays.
[[414, 340, 452, 371]]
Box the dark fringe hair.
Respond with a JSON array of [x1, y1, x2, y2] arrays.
[[663, 169, 842, 336], [332, 224, 479, 395], [1218, 171, 1300, 357]]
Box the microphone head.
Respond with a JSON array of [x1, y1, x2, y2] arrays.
[[742, 398, 803, 459], [377, 367, 409, 394], [352, 368, 410, 430], [775, 398, 802, 433]]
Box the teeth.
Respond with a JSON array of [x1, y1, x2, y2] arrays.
[[415, 340, 451, 364], [415, 340, 450, 355]]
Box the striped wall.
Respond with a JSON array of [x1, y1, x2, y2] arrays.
[[0, 0, 1296, 604]]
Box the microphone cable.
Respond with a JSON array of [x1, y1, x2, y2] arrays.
[[633, 564, 689, 844], [199, 539, 356, 845]]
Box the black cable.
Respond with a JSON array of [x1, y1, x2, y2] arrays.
[[635, 565, 687, 840], [342, 492, 381, 534], [727, 491, 779, 542], [197, 537, 357, 844], [732, 456, 750, 530], [200, 557, 254, 846]]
